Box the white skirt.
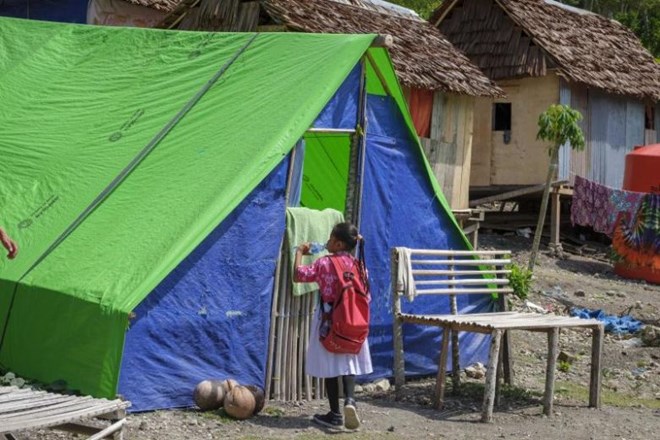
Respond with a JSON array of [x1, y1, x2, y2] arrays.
[[305, 306, 373, 378]]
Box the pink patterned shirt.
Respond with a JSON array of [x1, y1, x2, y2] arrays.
[[295, 252, 357, 303]]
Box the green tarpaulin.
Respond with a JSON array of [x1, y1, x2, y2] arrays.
[[0, 16, 466, 399]]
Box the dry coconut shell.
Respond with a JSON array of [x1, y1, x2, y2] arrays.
[[193, 379, 225, 411], [224, 384, 256, 420], [245, 385, 265, 415], [220, 378, 239, 394]]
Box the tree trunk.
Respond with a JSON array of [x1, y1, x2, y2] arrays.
[[528, 146, 559, 271]]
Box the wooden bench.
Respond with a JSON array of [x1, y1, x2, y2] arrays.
[[391, 247, 604, 422], [0, 386, 130, 439]]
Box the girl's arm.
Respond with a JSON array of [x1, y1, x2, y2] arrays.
[[293, 243, 313, 282]]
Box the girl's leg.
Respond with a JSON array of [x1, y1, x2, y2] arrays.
[[342, 375, 360, 430], [325, 377, 340, 414], [342, 375, 355, 403], [312, 377, 343, 428]]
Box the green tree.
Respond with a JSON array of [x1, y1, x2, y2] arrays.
[[387, 0, 443, 19], [562, 0, 660, 57], [528, 105, 585, 271]]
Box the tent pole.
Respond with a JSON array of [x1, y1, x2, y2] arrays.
[[345, 58, 368, 225], [354, 58, 369, 229]]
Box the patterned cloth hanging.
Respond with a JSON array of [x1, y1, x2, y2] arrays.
[[571, 175, 648, 237], [612, 193, 660, 272]]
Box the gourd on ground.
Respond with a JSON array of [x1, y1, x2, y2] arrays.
[[193, 379, 225, 411], [224, 382, 256, 420]]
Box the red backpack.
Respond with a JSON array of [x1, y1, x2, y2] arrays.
[[320, 255, 370, 354]]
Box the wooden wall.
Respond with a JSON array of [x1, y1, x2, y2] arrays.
[[420, 92, 475, 209], [471, 73, 560, 187]]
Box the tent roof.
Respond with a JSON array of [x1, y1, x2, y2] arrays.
[[0, 17, 379, 313]]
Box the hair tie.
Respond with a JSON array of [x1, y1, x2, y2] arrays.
[[357, 234, 363, 241]]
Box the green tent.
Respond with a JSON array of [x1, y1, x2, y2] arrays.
[[0, 17, 484, 411]]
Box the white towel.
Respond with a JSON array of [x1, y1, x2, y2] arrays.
[[395, 247, 417, 302]]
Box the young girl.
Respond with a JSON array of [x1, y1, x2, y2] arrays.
[[294, 222, 372, 431]]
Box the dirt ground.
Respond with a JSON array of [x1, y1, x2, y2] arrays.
[[23, 233, 660, 440]]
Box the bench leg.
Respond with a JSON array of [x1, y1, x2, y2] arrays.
[[434, 327, 451, 409], [544, 328, 559, 416], [451, 329, 461, 393], [481, 330, 502, 423], [393, 316, 405, 400], [589, 325, 604, 408], [502, 330, 514, 385]]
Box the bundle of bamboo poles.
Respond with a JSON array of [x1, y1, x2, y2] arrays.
[[265, 245, 325, 401]]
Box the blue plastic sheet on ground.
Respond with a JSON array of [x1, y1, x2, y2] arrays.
[[570, 307, 643, 334]]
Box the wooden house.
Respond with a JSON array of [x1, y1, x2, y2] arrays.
[[433, 0, 660, 193], [119, 0, 503, 209]]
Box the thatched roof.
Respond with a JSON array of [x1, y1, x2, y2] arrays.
[[432, 0, 660, 101], [124, 0, 179, 11], [123, 0, 503, 97]]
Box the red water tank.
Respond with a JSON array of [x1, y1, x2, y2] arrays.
[[614, 143, 660, 284], [622, 143, 660, 192]]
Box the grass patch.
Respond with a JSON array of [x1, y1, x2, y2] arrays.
[[555, 381, 660, 409], [261, 406, 285, 417], [452, 382, 543, 402]]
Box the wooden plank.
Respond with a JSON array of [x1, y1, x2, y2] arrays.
[[481, 330, 502, 423], [415, 287, 514, 295], [87, 419, 126, 440], [414, 278, 509, 286], [0, 397, 96, 421], [544, 328, 559, 416], [469, 180, 567, 207], [413, 269, 511, 276], [1, 401, 124, 432], [409, 249, 510, 256], [0, 394, 72, 414], [434, 328, 451, 409], [412, 259, 511, 266], [589, 325, 604, 408]]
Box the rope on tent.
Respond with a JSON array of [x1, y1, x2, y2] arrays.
[[0, 33, 260, 353]]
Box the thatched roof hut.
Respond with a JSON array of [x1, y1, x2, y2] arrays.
[[432, 0, 660, 101], [123, 0, 502, 97]]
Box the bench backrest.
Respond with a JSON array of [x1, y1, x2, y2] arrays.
[[391, 247, 513, 315]]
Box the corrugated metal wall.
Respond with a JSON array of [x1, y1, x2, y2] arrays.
[[586, 90, 644, 188]]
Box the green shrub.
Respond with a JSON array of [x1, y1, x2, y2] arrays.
[[507, 264, 533, 300]]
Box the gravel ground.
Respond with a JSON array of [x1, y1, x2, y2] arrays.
[[20, 233, 660, 440]]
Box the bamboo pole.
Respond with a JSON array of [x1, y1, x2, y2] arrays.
[[303, 293, 312, 401], [272, 250, 288, 401], [265, 240, 286, 400]]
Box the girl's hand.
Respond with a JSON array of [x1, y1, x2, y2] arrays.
[[0, 228, 18, 259], [297, 242, 311, 255]]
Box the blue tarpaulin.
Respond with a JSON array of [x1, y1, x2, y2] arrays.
[[119, 160, 288, 412], [0, 0, 88, 23], [360, 94, 492, 380], [570, 307, 643, 334]]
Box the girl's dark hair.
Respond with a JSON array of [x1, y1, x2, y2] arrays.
[[331, 222, 369, 291]]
